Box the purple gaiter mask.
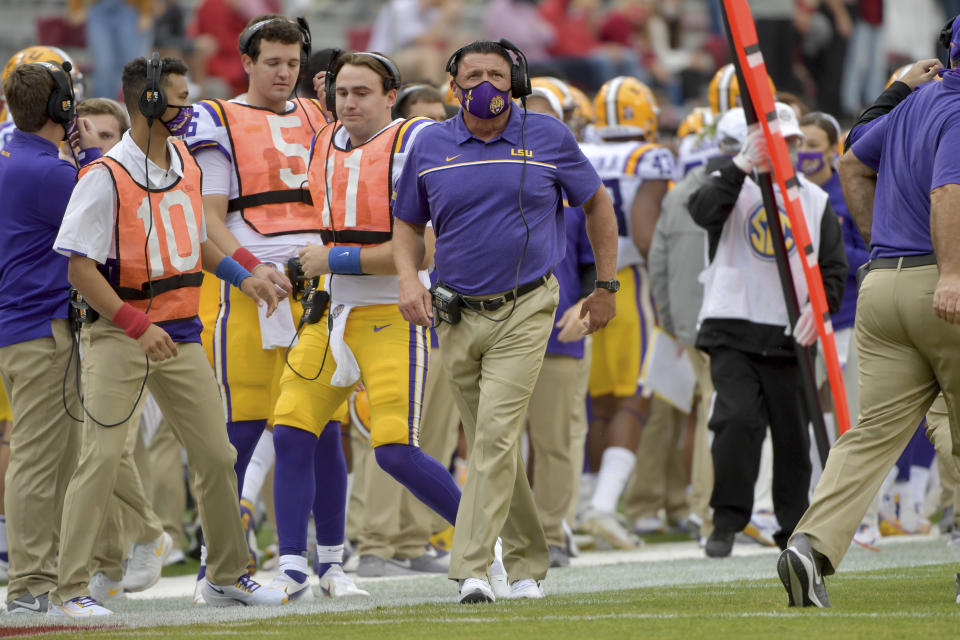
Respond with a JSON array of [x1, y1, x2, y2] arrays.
[[457, 81, 510, 119], [162, 106, 194, 138]]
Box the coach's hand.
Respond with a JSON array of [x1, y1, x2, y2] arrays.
[[556, 299, 588, 342], [299, 244, 331, 278], [139, 324, 178, 362], [398, 275, 433, 327], [580, 288, 615, 334], [901, 58, 942, 90], [252, 263, 292, 299], [241, 276, 279, 318], [934, 273, 960, 324]]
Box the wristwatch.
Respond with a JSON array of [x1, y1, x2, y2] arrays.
[[595, 279, 621, 293]]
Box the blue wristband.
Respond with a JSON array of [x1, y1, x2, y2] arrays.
[[327, 246, 363, 275], [215, 256, 252, 289]]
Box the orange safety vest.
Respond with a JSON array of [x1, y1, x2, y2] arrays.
[[217, 99, 326, 236], [81, 139, 205, 324], [307, 120, 406, 246]]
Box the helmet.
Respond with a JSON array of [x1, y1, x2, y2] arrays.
[[531, 76, 576, 114], [568, 85, 593, 124], [677, 106, 715, 139], [531, 76, 594, 139], [1, 46, 85, 120], [593, 76, 658, 141], [707, 63, 776, 115]]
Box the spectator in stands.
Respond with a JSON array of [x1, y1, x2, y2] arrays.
[[841, 0, 885, 118], [484, 0, 556, 67], [368, 0, 464, 86]]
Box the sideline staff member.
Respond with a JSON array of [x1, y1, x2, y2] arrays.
[[779, 15, 960, 608], [392, 40, 618, 603]]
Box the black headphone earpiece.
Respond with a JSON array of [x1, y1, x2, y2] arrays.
[[392, 83, 427, 119], [444, 40, 530, 99], [940, 16, 955, 52], [32, 61, 75, 126], [139, 53, 166, 123], [325, 51, 401, 118]]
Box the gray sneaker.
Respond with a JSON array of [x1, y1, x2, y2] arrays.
[[777, 533, 831, 608], [356, 554, 419, 577], [407, 551, 449, 573], [7, 592, 49, 614], [548, 545, 570, 568]]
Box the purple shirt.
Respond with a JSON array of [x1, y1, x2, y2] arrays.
[[0, 130, 75, 348], [546, 203, 593, 358], [394, 106, 602, 296], [822, 171, 868, 330], [851, 72, 960, 258]]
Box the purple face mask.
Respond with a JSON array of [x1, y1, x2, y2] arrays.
[[456, 81, 510, 119], [162, 105, 193, 138], [796, 150, 826, 176]]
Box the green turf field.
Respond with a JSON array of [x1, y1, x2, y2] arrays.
[[8, 537, 959, 639]]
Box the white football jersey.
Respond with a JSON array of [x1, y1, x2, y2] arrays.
[[677, 131, 720, 177], [581, 141, 677, 270]]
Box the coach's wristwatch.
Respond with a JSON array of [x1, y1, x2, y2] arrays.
[[594, 279, 621, 293]]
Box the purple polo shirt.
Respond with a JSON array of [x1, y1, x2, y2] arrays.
[[393, 106, 602, 296], [546, 202, 593, 358], [822, 171, 868, 330], [0, 130, 75, 348], [851, 72, 960, 258]]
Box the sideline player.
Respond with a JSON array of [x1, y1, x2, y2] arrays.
[[578, 76, 676, 548], [267, 51, 463, 600], [182, 14, 324, 581], [50, 55, 285, 616]]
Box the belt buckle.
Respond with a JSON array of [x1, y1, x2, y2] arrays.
[[483, 296, 505, 311]]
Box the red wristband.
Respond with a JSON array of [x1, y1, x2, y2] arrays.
[[112, 303, 152, 339], [232, 247, 262, 272]]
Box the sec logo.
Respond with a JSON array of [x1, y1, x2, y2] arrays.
[[745, 204, 794, 260]]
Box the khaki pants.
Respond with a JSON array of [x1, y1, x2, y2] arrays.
[[686, 347, 714, 537], [926, 395, 960, 525], [623, 397, 689, 525], [439, 277, 558, 581], [0, 320, 81, 601], [345, 425, 370, 543], [358, 348, 460, 559], [53, 322, 247, 603], [140, 420, 187, 550], [566, 340, 591, 525], [528, 354, 586, 548], [794, 265, 960, 573]]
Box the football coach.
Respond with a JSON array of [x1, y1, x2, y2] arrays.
[[392, 39, 618, 603]]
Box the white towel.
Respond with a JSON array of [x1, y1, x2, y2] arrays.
[[328, 303, 361, 387], [257, 296, 298, 349]]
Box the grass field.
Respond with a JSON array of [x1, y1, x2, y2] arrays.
[[3, 535, 959, 638]]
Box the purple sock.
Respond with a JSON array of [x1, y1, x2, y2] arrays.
[[273, 424, 317, 557], [374, 443, 460, 525], [314, 422, 347, 576], [227, 419, 267, 493]]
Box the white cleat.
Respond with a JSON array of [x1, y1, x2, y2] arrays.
[[122, 531, 174, 592], [490, 538, 510, 599], [47, 596, 113, 617], [509, 579, 544, 599], [88, 572, 126, 603], [268, 569, 314, 602], [318, 564, 369, 598], [579, 509, 641, 550], [458, 577, 495, 604], [201, 574, 288, 607]]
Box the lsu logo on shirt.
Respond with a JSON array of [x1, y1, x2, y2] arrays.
[[746, 203, 794, 260]]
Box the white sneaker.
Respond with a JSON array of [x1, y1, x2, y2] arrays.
[[458, 577, 495, 604], [88, 572, 126, 603], [47, 596, 113, 617], [852, 523, 881, 549], [631, 516, 665, 535], [268, 569, 314, 602], [318, 564, 370, 598], [122, 531, 174, 592], [580, 509, 641, 550], [509, 579, 544, 599], [164, 548, 186, 567], [490, 538, 509, 599], [201, 575, 288, 607]]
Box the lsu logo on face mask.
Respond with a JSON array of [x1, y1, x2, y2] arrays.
[[746, 204, 794, 260]]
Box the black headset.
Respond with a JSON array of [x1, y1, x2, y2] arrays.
[[324, 50, 402, 116], [444, 39, 531, 99], [139, 53, 166, 123], [31, 60, 75, 125], [392, 83, 429, 119], [238, 16, 312, 70]]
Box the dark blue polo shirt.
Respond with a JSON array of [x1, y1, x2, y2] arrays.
[[0, 130, 75, 348], [393, 106, 602, 296], [822, 171, 867, 330], [546, 202, 593, 358], [851, 72, 960, 258]]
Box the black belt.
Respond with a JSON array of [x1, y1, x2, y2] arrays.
[[459, 273, 551, 312], [868, 254, 937, 270]]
